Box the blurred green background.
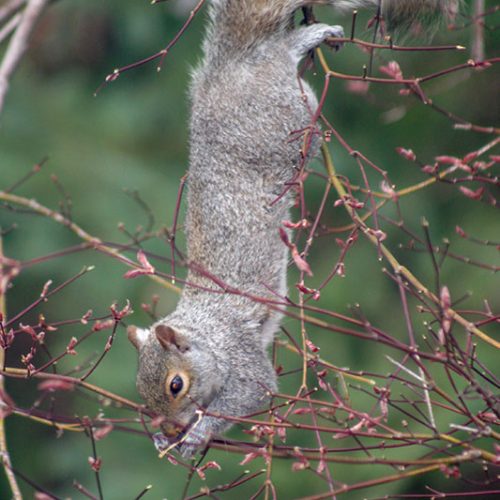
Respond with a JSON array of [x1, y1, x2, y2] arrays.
[[0, 0, 498, 498]]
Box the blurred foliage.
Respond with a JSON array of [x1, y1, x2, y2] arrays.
[[0, 0, 498, 499]]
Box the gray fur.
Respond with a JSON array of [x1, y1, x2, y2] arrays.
[[130, 0, 460, 457]]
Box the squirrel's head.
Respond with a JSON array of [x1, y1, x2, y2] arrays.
[[128, 323, 222, 440]]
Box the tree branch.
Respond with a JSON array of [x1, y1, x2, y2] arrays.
[[0, 236, 23, 500], [0, 0, 49, 116]]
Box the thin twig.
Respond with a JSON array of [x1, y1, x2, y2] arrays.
[[0, 190, 180, 293], [0, 236, 23, 499], [320, 143, 499, 350], [471, 0, 485, 61]]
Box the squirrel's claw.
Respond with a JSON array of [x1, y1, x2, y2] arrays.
[[152, 432, 172, 453], [152, 431, 198, 458], [323, 25, 345, 52], [152, 423, 209, 459]]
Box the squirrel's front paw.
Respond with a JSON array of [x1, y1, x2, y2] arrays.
[[152, 432, 173, 453], [178, 427, 209, 458], [152, 429, 208, 458]]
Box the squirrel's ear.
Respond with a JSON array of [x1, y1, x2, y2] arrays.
[[155, 324, 189, 353], [127, 325, 151, 350]]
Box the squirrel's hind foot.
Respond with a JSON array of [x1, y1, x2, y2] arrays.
[[290, 23, 345, 60]]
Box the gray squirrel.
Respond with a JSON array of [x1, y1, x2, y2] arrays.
[[128, 0, 460, 457]]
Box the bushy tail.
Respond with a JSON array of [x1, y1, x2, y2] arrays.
[[331, 1, 461, 32], [206, 1, 460, 52], [381, 0, 461, 31]]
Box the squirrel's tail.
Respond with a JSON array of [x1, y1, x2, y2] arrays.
[[206, 1, 460, 52], [379, 0, 461, 31]]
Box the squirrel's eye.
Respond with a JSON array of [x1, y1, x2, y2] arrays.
[[169, 375, 184, 397], [166, 371, 189, 399]]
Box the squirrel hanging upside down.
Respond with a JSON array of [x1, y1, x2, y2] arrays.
[[127, 0, 460, 457]]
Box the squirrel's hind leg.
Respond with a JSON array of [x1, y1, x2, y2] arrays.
[[289, 24, 345, 61]]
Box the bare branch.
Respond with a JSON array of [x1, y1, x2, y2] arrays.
[[0, 0, 49, 116]]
